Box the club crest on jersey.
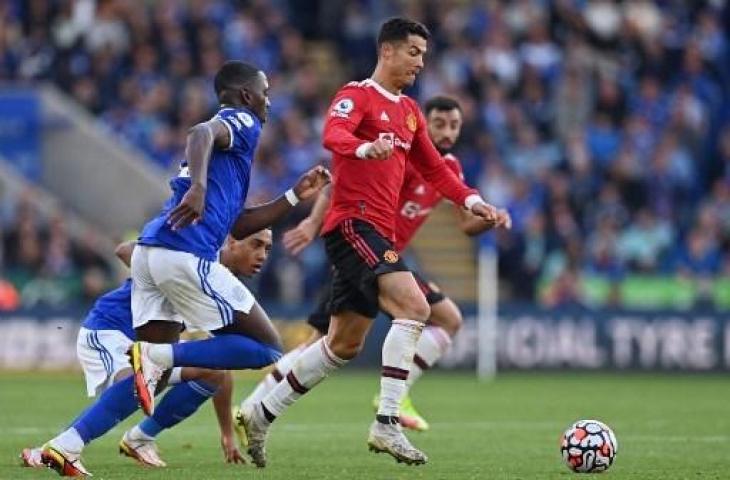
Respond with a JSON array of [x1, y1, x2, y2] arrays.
[[331, 98, 354, 118], [383, 250, 399, 264], [406, 113, 417, 132]]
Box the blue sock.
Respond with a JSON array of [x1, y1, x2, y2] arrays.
[[139, 380, 218, 438], [172, 334, 281, 369], [73, 375, 138, 444]]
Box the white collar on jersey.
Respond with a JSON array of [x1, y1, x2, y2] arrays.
[[363, 78, 401, 103]]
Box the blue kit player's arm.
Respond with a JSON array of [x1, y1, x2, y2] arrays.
[[114, 240, 136, 267], [212, 371, 245, 463], [168, 119, 231, 231], [230, 165, 332, 240]]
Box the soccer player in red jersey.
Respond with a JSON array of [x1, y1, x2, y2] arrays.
[[238, 96, 509, 437], [237, 18, 508, 466]]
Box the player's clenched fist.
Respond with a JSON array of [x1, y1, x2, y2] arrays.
[[496, 209, 512, 229], [365, 137, 394, 159], [470, 201, 498, 224], [168, 182, 206, 231], [293, 165, 332, 201]]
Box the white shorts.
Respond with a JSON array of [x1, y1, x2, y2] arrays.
[[131, 245, 255, 332], [77, 327, 184, 396], [76, 327, 133, 397]]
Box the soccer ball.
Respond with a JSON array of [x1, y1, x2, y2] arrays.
[[560, 419, 618, 473]]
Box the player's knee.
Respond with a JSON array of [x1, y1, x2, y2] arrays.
[[450, 309, 464, 333], [401, 293, 431, 322], [443, 312, 462, 337], [382, 288, 430, 322], [327, 337, 363, 360], [436, 306, 463, 336]]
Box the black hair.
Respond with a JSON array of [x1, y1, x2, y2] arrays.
[[376, 17, 430, 48], [213, 61, 260, 98], [424, 96, 462, 115]]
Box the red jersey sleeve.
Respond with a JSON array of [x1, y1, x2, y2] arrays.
[[408, 104, 477, 206], [445, 154, 464, 180], [322, 84, 370, 158]]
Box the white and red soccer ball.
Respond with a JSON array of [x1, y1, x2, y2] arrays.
[[560, 419, 618, 473]]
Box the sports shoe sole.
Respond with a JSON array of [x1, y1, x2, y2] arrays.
[[118, 439, 165, 467], [129, 343, 154, 416], [40, 446, 91, 477], [367, 440, 427, 466]]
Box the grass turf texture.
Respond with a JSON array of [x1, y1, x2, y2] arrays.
[[1, 371, 728, 479]]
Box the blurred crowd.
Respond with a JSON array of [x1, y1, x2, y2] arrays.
[[1, 0, 729, 309], [0, 188, 113, 311]]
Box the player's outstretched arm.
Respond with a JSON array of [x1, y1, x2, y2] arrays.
[[114, 240, 136, 267], [212, 371, 245, 464], [454, 206, 512, 235], [283, 184, 332, 256], [168, 119, 231, 231], [409, 110, 499, 223], [230, 166, 331, 240]]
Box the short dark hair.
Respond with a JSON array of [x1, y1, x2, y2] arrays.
[[424, 96, 462, 116], [377, 17, 430, 48], [214, 61, 260, 97]]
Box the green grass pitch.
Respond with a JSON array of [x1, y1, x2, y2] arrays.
[[1, 370, 728, 479]]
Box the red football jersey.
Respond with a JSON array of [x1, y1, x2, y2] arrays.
[[394, 153, 464, 252], [321, 79, 477, 241]]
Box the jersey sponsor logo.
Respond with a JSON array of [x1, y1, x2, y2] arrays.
[[331, 98, 354, 118], [383, 250, 399, 264], [378, 132, 411, 151], [400, 200, 432, 219], [380, 111, 390, 122], [406, 113, 417, 132]]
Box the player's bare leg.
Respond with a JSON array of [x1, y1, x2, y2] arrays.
[[369, 271, 430, 465], [215, 303, 282, 349], [239, 312, 370, 467]]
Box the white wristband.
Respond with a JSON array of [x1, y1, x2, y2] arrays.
[[355, 142, 372, 159], [464, 194, 486, 210], [285, 188, 300, 206]]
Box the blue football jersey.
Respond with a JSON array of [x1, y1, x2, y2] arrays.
[[138, 106, 262, 260], [82, 279, 135, 340]]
